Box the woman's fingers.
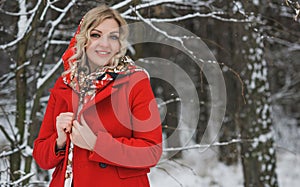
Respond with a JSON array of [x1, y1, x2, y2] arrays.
[[70, 122, 91, 150], [73, 118, 96, 150], [56, 112, 74, 133]]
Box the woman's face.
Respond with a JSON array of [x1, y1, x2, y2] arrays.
[[86, 18, 121, 71]]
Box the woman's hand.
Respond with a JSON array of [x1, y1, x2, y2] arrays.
[[56, 112, 74, 149], [70, 116, 97, 151]]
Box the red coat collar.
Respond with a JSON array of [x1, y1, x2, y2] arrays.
[[52, 73, 131, 113]]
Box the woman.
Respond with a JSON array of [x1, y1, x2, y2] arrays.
[[33, 5, 162, 187]]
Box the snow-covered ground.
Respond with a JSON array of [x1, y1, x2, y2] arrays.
[[0, 128, 299, 186], [149, 149, 299, 187], [148, 105, 300, 187]]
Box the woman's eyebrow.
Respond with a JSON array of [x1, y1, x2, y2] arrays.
[[91, 29, 102, 33], [110, 31, 120, 34], [91, 29, 119, 35]]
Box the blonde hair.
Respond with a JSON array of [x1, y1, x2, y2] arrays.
[[69, 5, 128, 72]]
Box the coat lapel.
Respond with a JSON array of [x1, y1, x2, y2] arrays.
[[81, 74, 130, 112], [53, 85, 79, 112], [54, 74, 131, 114], [81, 83, 118, 111]]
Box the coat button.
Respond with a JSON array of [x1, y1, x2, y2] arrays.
[[99, 162, 107, 168]]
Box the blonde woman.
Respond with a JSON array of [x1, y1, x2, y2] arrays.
[[33, 4, 162, 187]]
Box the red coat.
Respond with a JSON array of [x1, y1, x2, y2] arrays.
[[33, 71, 162, 187]]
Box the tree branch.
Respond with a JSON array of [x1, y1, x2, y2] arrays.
[[0, 124, 14, 145], [163, 138, 252, 152], [0, 0, 43, 50]]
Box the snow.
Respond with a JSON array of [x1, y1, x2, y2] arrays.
[[149, 149, 299, 187], [0, 1, 299, 186], [17, 0, 28, 38], [111, 0, 132, 9], [37, 59, 62, 89], [253, 0, 259, 6], [0, 0, 42, 50], [149, 105, 300, 187]]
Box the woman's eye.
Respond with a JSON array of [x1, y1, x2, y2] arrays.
[[91, 33, 100, 38], [110, 35, 119, 40]]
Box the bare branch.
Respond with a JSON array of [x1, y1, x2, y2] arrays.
[[122, 0, 178, 16], [267, 36, 300, 52], [133, 8, 203, 63], [123, 11, 244, 22], [0, 0, 43, 50], [0, 105, 17, 143], [0, 124, 14, 145], [163, 138, 251, 152]]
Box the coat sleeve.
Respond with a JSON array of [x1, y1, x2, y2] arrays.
[[88, 71, 163, 169], [32, 85, 65, 170]]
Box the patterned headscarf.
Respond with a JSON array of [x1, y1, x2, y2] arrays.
[[61, 20, 144, 104]]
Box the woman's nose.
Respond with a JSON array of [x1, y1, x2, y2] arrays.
[[98, 35, 110, 48]]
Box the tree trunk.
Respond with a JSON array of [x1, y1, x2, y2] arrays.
[[11, 0, 45, 181], [11, 40, 27, 181], [216, 19, 239, 165], [238, 2, 279, 187]]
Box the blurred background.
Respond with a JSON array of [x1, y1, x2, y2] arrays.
[[0, 0, 299, 186]]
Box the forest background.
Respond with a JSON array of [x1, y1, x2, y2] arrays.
[[0, 0, 299, 186]]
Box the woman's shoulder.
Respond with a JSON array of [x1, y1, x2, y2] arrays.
[[128, 69, 150, 82], [51, 76, 69, 91]]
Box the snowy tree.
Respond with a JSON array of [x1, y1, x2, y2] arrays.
[[236, 1, 279, 187], [0, 0, 78, 184], [0, 0, 299, 186]]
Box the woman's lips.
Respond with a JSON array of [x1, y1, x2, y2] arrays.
[[95, 50, 111, 57]]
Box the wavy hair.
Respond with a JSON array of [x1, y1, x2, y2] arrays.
[[68, 5, 128, 73]]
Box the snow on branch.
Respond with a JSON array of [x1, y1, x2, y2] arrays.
[[49, 4, 67, 13], [36, 1, 75, 89], [124, 11, 249, 23], [50, 40, 71, 45], [132, 8, 201, 62], [122, 0, 180, 16], [163, 1, 214, 10], [37, 59, 62, 89], [271, 73, 300, 101], [163, 138, 251, 152], [42, 0, 76, 53], [47, 0, 76, 13], [0, 2, 38, 16], [0, 143, 26, 158], [122, 0, 216, 16], [156, 98, 181, 108], [0, 106, 18, 144], [121, 0, 211, 18], [285, 0, 300, 21], [0, 0, 43, 50], [10, 172, 35, 186], [122, 0, 249, 23], [0, 72, 15, 88], [268, 36, 300, 52], [111, 0, 132, 10]]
